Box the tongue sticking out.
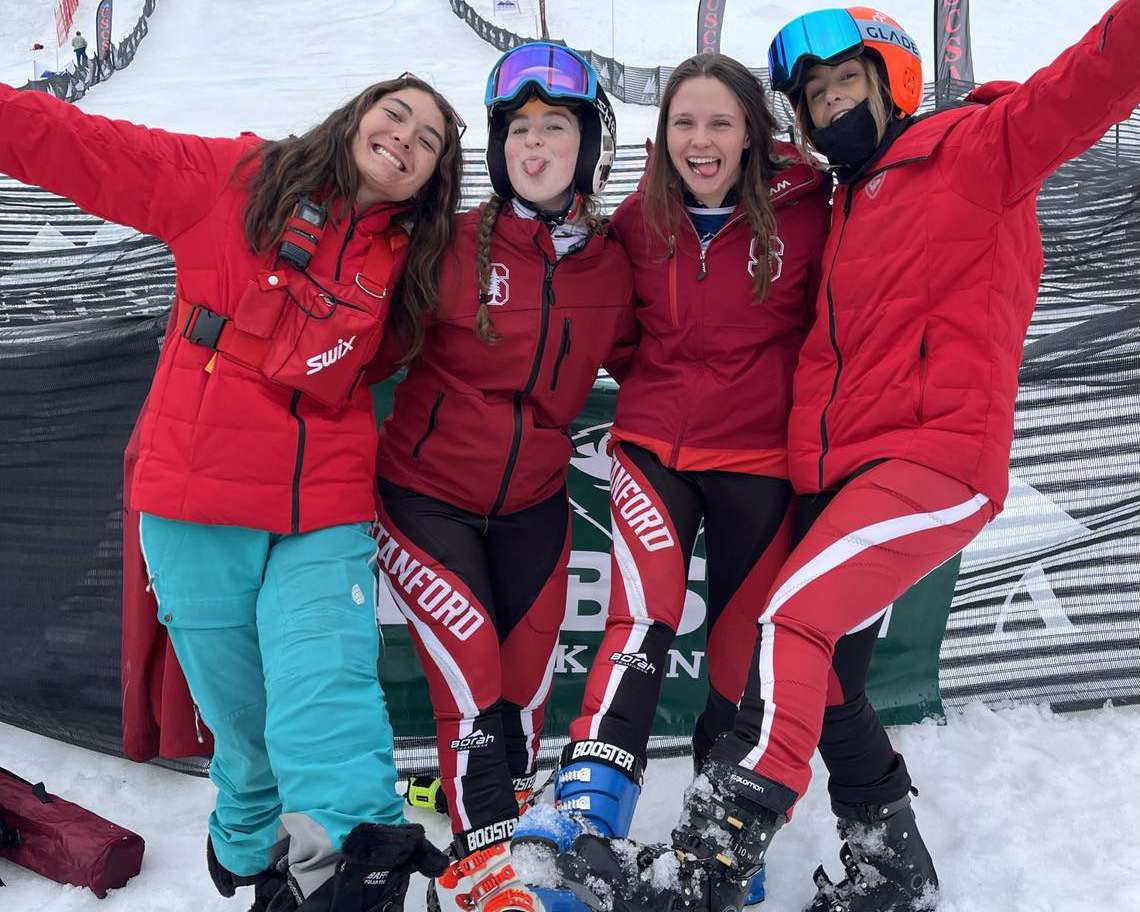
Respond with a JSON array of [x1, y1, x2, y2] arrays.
[[690, 159, 719, 178], [524, 159, 547, 177]]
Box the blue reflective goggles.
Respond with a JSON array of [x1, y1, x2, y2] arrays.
[[485, 42, 598, 108], [768, 8, 864, 94]]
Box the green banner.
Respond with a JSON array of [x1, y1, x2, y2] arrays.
[[371, 377, 960, 739]]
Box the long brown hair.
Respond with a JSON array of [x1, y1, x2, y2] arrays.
[[793, 55, 891, 166], [473, 101, 607, 344], [641, 54, 781, 301], [238, 75, 464, 361]]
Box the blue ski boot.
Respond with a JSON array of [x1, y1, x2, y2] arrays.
[[512, 741, 644, 912]]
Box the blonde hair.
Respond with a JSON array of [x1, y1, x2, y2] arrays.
[[793, 55, 891, 167]]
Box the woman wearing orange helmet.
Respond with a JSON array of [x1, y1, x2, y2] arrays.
[[555, 3, 1140, 912]]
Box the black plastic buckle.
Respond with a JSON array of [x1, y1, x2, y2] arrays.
[[183, 305, 227, 349]]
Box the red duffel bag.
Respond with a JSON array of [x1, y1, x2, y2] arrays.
[[0, 766, 144, 897]]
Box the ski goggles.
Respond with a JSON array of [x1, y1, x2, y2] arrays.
[[767, 9, 865, 94], [485, 43, 597, 108]]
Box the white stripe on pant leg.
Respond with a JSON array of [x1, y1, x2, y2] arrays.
[[588, 519, 653, 740], [520, 647, 559, 771], [741, 492, 989, 772], [385, 578, 478, 830]]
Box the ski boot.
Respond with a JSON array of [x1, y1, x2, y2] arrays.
[[432, 837, 544, 912], [510, 742, 644, 912], [266, 822, 449, 912], [556, 761, 794, 912], [806, 790, 939, 912], [208, 835, 289, 912], [693, 747, 765, 905]]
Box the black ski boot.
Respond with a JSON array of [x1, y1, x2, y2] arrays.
[[806, 790, 939, 912], [266, 823, 450, 912], [208, 835, 289, 912], [556, 761, 794, 912]]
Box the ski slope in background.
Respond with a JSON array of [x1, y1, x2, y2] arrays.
[[2, 2, 1139, 910]]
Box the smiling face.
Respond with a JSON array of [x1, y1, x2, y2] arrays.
[[351, 87, 447, 208], [503, 97, 581, 211], [665, 76, 750, 209], [803, 58, 872, 130]]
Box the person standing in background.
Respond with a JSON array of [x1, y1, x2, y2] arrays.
[[72, 31, 88, 67]]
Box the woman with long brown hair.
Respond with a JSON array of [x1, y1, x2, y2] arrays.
[[512, 50, 828, 908], [371, 42, 636, 912], [0, 74, 461, 912]]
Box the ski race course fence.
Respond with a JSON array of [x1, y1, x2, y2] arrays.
[[20, 0, 158, 104], [0, 90, 1138, 775]]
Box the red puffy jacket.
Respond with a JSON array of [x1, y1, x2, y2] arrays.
[[608, 145, 829, 475], [789, 0, 1140, 508], [376, 204, 636, 515], [0, 83, 408, 534]]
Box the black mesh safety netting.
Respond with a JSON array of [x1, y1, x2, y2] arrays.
[[1, 87, 1138, 777]]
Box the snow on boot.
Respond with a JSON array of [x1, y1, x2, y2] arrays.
[[805, 791, 938, 912], [692, 752, 765, 906], [434, 839, 545, 912], [555, 762, 794, 912], [208, 835, 289, 912], [269, 822, 449, 912], [511, 746, 644, 912]]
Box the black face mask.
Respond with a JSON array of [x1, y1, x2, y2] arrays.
[[809, 99, 880, 169]]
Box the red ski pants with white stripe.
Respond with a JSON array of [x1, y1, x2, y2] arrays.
[[710, 459, 996, 807], [375, 479, 570, 853]]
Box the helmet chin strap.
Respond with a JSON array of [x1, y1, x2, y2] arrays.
[[516, 187, 578, 226]]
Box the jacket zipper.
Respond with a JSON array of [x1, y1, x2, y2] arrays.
[[549, 318, 571, 390], [289, 390, 305, 533], [666, 213, 745, 465], [491, 250, 558, 515], [917, 336, 928, 423], [816, 155, 932, 488], [412, 393, 444, 457], [333, 212, 359, 282]]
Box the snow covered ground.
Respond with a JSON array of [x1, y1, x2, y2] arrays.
[[2, 1, 1140, 910], [4, 704, 1139, 911]]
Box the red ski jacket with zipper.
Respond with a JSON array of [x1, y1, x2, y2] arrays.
[[376, 204, 636, 516], [789, 0, 1140, 508], [607, 145, 829, 477], [0, 82, 409, 535]]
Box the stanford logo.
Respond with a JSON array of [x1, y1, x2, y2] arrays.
[[748, 235, 785, 281], [866, 173, 887, 200], [487, 262, 510, 306]]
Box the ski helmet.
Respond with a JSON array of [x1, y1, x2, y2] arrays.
[[484, 41, 617, 199], [767, 7, 922, 115]]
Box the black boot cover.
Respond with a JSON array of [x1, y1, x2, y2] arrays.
[[208, 835, 289, 912], [807, 791, 939, 912]]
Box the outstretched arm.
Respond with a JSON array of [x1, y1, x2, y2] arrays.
[[959, 0, 1140, 204], [0, 83, 250, 242]]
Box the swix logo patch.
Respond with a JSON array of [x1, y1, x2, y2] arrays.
[[558, 795, 592, 812], [375, 522, 485, 641], [305, 335, 356, 375], [747, 235, 785, 282], [609, 461, 675, 552], [558, 767, 592, 786], [487, 262, 510, 306], [769, 178, 791, 196], [450, 729, 496, 751], [363, 871, 389, 886], [609, 651, 657, 675], [866, 173, 887, 200]]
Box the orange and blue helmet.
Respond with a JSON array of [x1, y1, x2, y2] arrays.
[[767, 7, 922, 115]]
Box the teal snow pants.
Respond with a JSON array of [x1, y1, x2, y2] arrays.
[[139, 514, 404, 897]]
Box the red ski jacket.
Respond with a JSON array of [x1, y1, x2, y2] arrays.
[[0, 83, 409, 534], [608, 145, 829, 476], [788, 0, 1140, 508], [376, 204, 636, 515]]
